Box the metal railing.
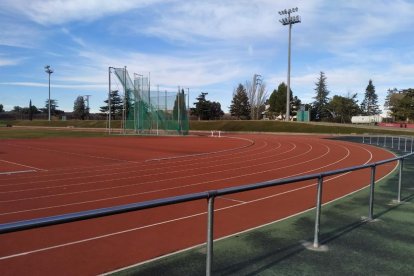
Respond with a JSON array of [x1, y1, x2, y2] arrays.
[[1, 136, 413, 275]]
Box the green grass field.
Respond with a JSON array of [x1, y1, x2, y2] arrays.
[[1, 119, 413, 139]]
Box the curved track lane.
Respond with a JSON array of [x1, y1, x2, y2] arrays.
[[0, 134, 396, 275]]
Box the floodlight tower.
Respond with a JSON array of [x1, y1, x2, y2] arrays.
[[279, 7, 301, 121], [44, 65, 54, 121]]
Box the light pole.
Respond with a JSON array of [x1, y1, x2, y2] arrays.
[[44, 65, 54, 121], [279, 7, 301, 121]]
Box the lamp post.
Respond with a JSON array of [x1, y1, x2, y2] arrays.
[[44, 65, 54, 121], [279, 7, 301, 121]]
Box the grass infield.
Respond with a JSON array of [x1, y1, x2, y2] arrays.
[[111, 138, 414, 275]]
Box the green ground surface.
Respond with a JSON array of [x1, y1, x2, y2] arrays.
[[113, 139, 414, 276], [1, 120, 413, 137]]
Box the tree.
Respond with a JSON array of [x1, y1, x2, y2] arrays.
[[100, 90, 123, 119], [245, 74, 267, 120], [210, 101, 224, 120], [230, 84, 250, 119], [73, 96, 87, 120], [190, 92, 223, 120], [360, 79, 380, 115], [326, 93, 360, 123], [312, 72, 330, 120], [384, 88, 398, 113], [191, 92, 210, 120], [42, 99, 64, 116], [0, 104, 4, 113], [173, 89, 188, 132], [392, 89, 414, 121], [267, 82, 299, 119]]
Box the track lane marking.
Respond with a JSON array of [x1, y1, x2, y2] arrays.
[[0, 159, 46, 172]]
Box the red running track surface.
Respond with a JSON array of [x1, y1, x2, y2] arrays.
[[0, 134, 396, 275]]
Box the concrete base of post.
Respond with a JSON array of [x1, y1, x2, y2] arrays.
[[388, 199, 410, 206], [360, 216, 381, 223], [301, 240, 329, 252]]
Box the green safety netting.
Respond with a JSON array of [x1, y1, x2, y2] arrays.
[[112, 68, 189, 135]]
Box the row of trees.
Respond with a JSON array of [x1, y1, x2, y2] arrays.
[[311, 72, 381, 122], [2, 96, 90, 120], [1, 99, 64, 119], [228, 72, 382, 123]]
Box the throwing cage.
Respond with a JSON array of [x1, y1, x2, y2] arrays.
[[108, 67, 189, 135]]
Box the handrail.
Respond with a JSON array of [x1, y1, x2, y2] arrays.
[[1, 137, 413, 276]]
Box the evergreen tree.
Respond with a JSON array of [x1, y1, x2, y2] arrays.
[[230, 84, 250, 119], [0, 104, 3, 112], [191, 92, 210, 120], [210, 101, 224, 120], [268, 82, 297, 119], [360, 79, 380, 115], [100, 90, 123, 119], [312, 72, 330, 120], [173, 89, 187, 122], [190, 92, 224, 120], [42, 99, 64, 116], [73, 96, 87, 120]]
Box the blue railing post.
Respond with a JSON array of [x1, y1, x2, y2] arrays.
[[368, 165, 376, 220], [398, 158, 404, 203], [206, 192, 216, 276], [313, 175, 323, 248]]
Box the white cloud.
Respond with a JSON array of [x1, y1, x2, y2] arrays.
[[1, 0, 162, 25], [0, 57, 21, 66]]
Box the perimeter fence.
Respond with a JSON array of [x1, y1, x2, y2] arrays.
[[1, 135, 413, 275]]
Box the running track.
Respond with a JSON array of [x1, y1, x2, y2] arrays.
[[0, 134, 396, 275]]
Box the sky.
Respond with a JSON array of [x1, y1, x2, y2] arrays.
[[1, 0, 413, 114]]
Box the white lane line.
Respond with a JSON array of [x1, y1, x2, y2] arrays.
[[145, 136, 255, 162], [0, 160, 46, 172], [0, 170, 37, 175], [0, 142, 298, 198], [218, 196, 246, 204], [0, 138, 270, 187], [0, 142, 324, 215], [0, 143, 306, 206]]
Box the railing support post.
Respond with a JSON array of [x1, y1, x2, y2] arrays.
[[392, 137, 394, 148], [398, 137, 401, 150], [383, 136, 386, 147], [368, 165, 376, 220], [313, 175, 323, 248], [398, 159, 404, 203], [404, 137, 407, 152], [206, 194, 215, 276]]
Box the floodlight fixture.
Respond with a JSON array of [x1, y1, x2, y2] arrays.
[[44, 65, 54, 121], [278, 7, 301, 121]]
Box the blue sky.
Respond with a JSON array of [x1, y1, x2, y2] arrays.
[[1, 0, 413, 113]]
